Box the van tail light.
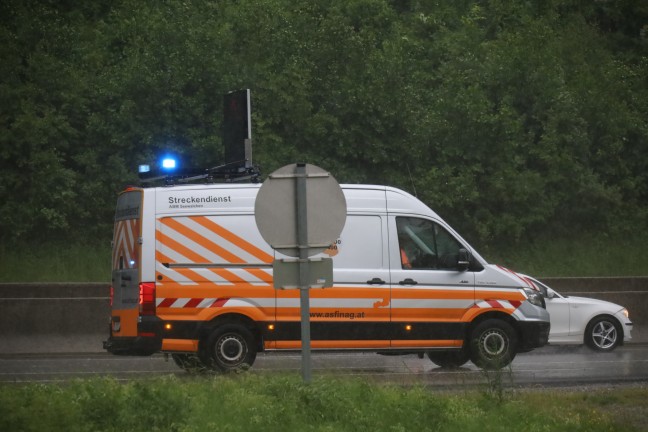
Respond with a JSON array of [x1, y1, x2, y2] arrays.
[[139, 282, 156, 316], [109, 286, 114, 307]]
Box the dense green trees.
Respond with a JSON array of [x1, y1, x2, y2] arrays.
[[1, 0, 647, 251]]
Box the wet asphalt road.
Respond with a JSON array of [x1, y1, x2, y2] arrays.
[[2, 344, 648, 387]]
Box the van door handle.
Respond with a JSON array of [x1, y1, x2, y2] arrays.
[[367, 278, 386, 285], [399, 278, 418, 285]]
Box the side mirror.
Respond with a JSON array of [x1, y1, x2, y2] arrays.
[[546, 288, 556, 299], [457, 248, 471, 271]]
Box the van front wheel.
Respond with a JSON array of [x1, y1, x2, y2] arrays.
[[204, 324, 257, 373], [469, 319, 517, 370]]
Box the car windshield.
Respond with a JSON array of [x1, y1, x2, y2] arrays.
[[530, 278, 566, 299]]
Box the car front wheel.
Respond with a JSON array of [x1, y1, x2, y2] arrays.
[[585, 316, 621, 352]]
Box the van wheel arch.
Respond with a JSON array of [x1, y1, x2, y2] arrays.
[[467, 311, 519, 338], [199, 313, 263, 352]]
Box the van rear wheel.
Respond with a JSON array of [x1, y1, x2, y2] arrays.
[[469, 319, 517, 370], [204, 324, 257, 373]]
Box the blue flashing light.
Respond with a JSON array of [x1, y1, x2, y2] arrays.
[[161, 157, 177, 170], [138, 164, 151, 173]]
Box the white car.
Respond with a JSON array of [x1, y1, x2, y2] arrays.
[[522, 275, 633, 351]]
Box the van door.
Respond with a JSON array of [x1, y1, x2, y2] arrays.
[[388, 215, 475, 349], [275, 214, 391, 349], [110, 190, 142, 340]]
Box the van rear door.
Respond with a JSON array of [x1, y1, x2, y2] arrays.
[[109, 190, 142, 342]]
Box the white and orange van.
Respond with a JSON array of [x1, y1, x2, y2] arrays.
[[104, 183, 550, 370]]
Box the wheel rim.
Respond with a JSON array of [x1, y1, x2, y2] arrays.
[[479, 329, 508, 357], [217, 334, 246, 364], [592, 321, 617, 349]]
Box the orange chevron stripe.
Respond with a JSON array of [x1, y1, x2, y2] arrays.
[[158, 216, 272, 282], [156, 229, 247, 284], [475, 290, 525, 301], [162, 217, 244, 263], [190, 216, 273, 263], [112, 221, 124, 268], [246, 268, 273, 283], [155, 249, 210, 284], [112, 219, 139, 270], [156, 286, 274, 298]]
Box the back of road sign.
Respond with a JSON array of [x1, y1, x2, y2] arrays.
[[254, 163, 347, 258]]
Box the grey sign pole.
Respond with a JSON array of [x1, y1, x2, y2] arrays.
[[254, 163, 346, 384], [295, 163, 312, 382]]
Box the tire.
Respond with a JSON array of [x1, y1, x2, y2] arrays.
[[469, 319, 517, 370], [171, 353, 209, 374], [203, 324, 257, 373], [427, 349, 470, 368], [585, 316, 621, 352]]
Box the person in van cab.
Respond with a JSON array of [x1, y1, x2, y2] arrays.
[[398, 232, 415, 269], [397, 217, 463, 271]]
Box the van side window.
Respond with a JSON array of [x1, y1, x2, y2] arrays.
[[396, 217, 464, 270]]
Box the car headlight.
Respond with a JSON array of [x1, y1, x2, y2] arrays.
[[524, 288, 546, 309], [622, 308, 629, 319]]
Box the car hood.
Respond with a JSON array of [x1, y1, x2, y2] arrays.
[[564, 295, 626, 313]]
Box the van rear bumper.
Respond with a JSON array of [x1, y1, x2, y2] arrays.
[[103, 335, 162, 356], [103, 316, 163, 355], [517, 321, 551, 351]]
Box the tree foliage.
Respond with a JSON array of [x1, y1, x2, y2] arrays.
[[1, 0, 647, 250]]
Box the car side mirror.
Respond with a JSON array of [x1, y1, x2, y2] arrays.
[[457, 248, 471, 271], [546, 288, 556, 299]]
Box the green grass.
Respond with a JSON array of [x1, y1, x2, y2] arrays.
[[1, 232, 647, 282], [0, 375, 645, 432]]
